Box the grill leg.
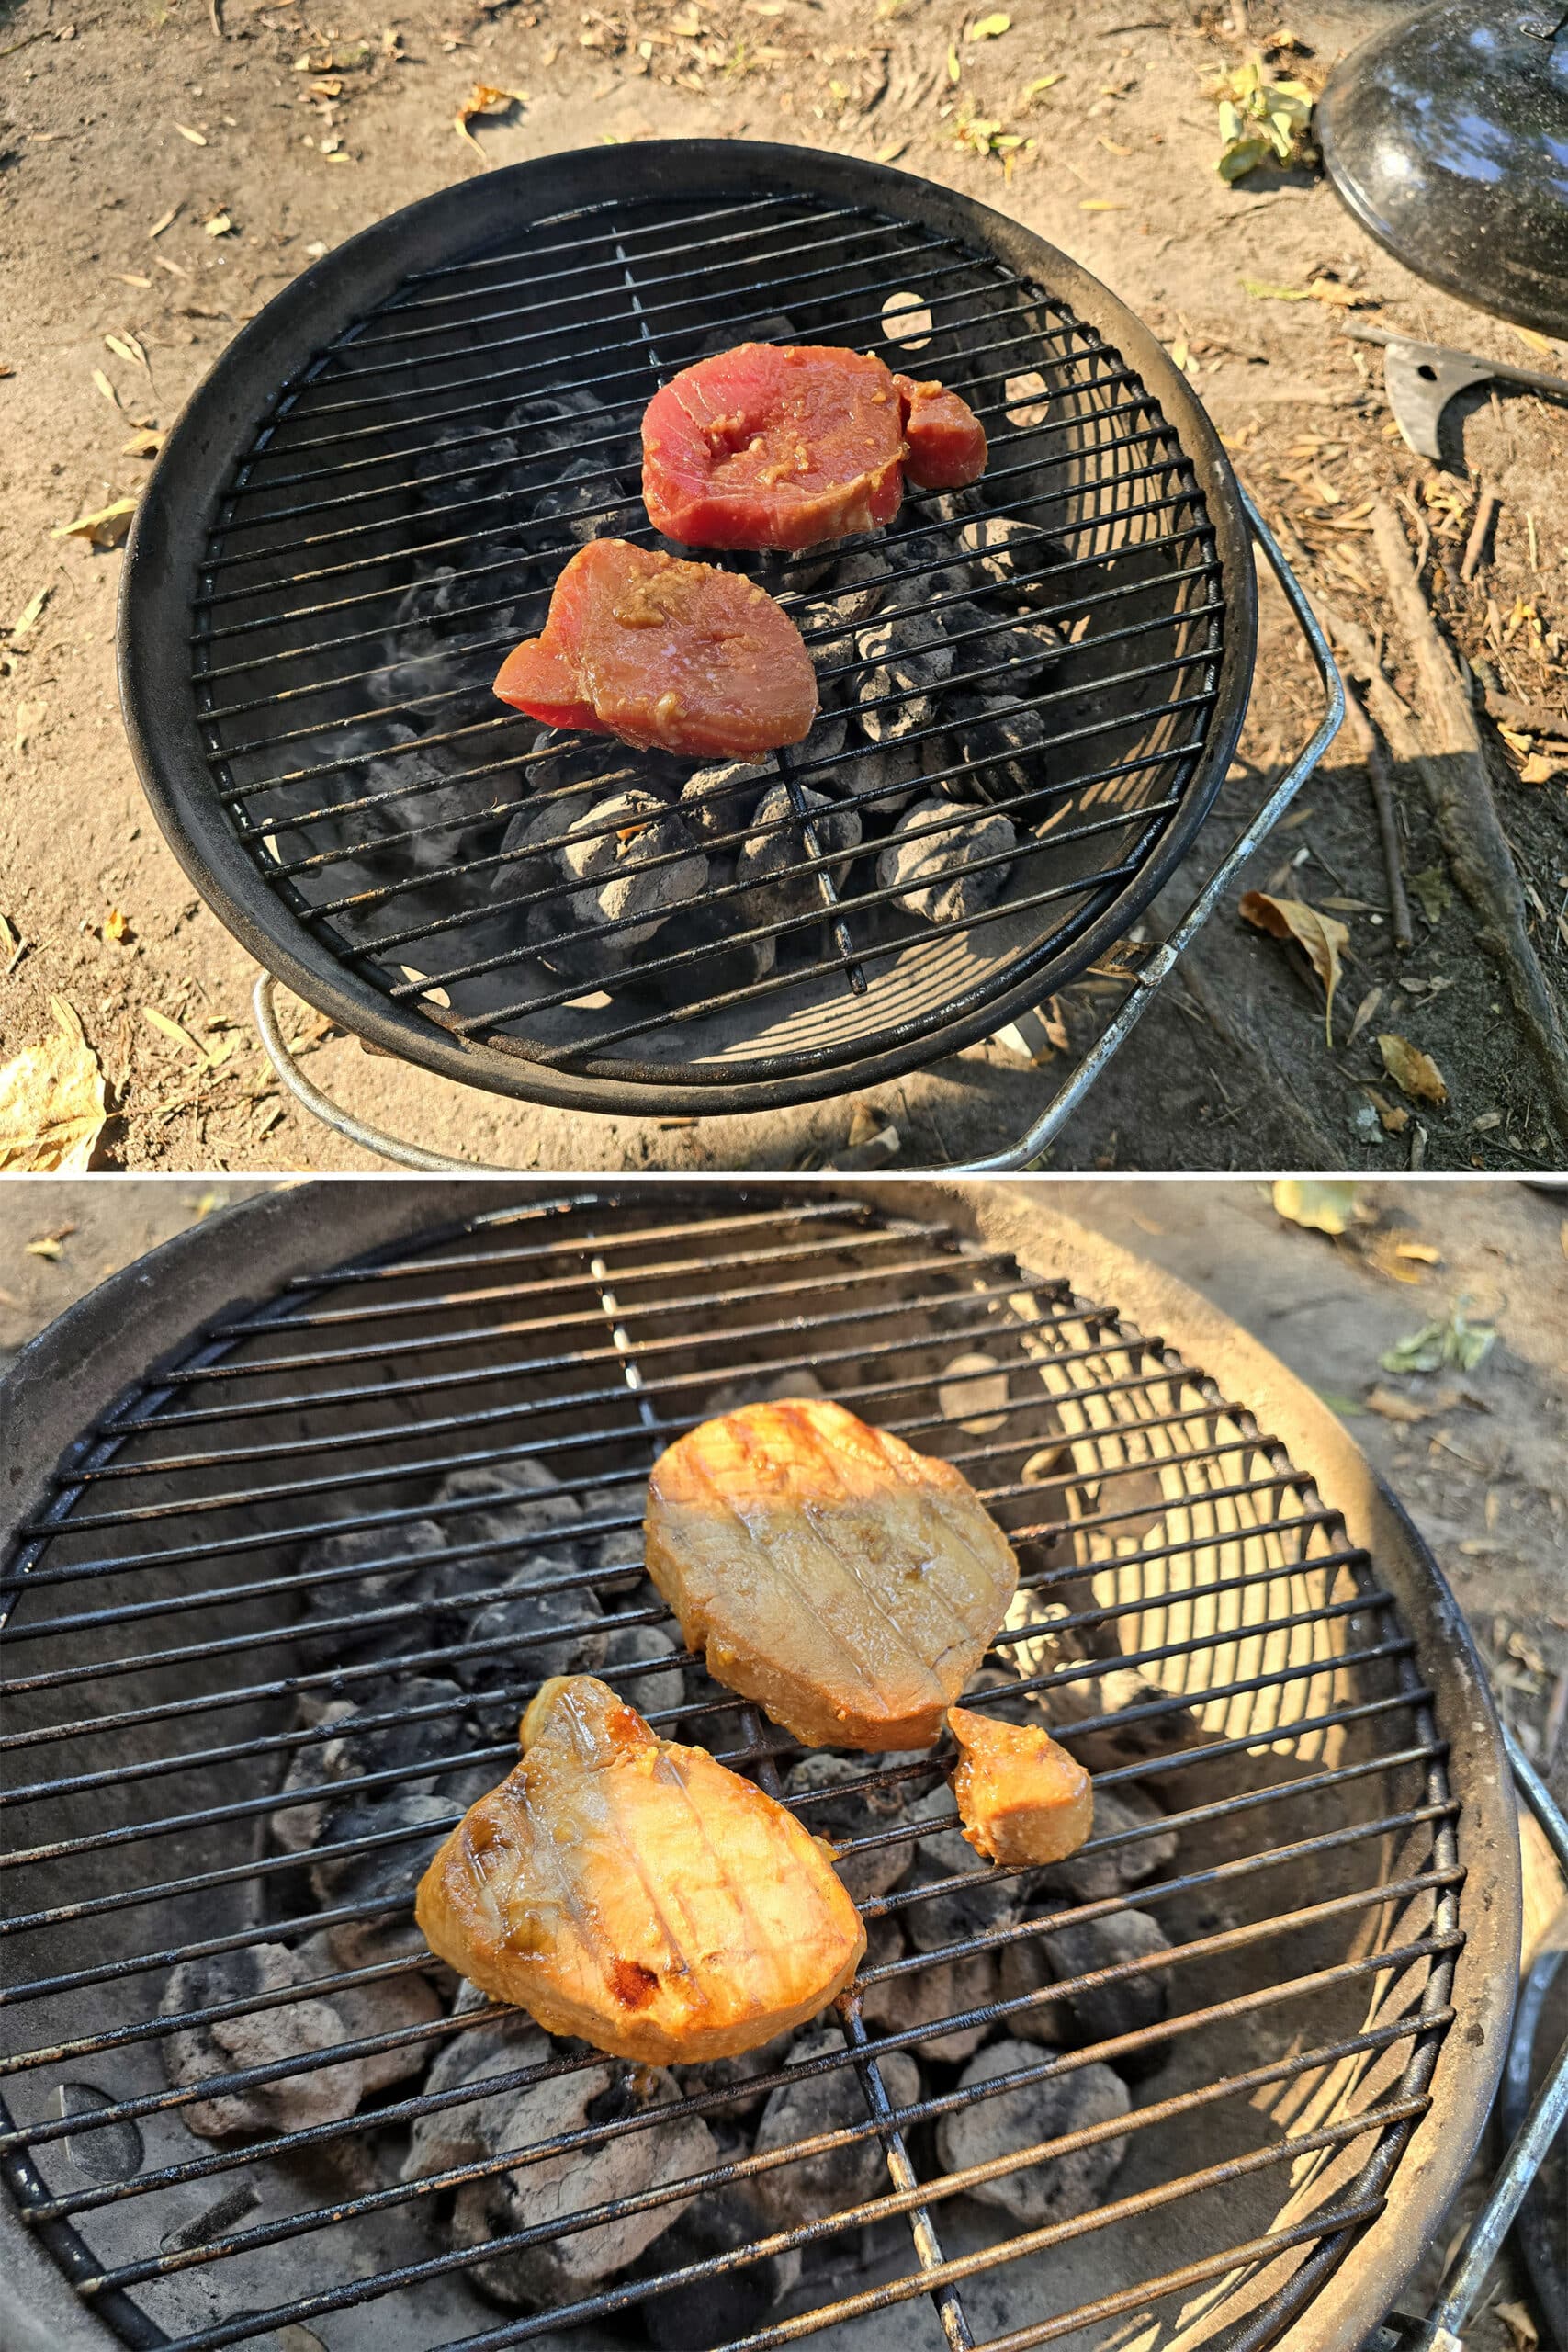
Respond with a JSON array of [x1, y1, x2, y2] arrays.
[[958, 487, 1347, 1174]]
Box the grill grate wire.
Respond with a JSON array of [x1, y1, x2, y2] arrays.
[[1, 1196, 1461, 2352], [171, 175, 1243, 1102]]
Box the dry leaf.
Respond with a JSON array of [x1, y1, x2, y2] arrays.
[[204, 209, 233, 237], [174, 121, 209, 145], [9, 587, 50, 639], [103, 907, 131, 944], [1364, 1085, 1411, 1136], [1023, 72, 1063, 97], [92, 367, 122, 408], [0, 998, 107, 1174], [1364, 1385, 1433, 1425], [104, 331, 147, 368], [946, 40, 961, 81], [455, 82, 528, 150], [1239, 890, 1348, 1043], [875, 137, 908, 162], [1347, 984, 1382, 1048], [1495, 2303, 1539, 2352], [1378, 1032, 1449, 1106], [122, 427, 165, 458], [967, 11, 1010, 36], [143, 1005, 227, 1067], [1272, 1178, 1359, 1237], [1079, 198, 1127, 211], [148, 203, 181, 238], [52, 496, 138, 548]]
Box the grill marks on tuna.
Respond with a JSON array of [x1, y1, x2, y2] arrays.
[[643, 1398, 1021, 1752]]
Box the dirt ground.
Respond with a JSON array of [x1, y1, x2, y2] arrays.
[[2, 0, 1568, 1173], [1, 1171, 1564, 2343]]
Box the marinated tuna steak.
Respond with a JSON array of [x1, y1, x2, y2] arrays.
[[947, 1704, 1093, 1866], [493, 538, 818, 758], [415, 1675, 864, 2064], [642, 343, 987, 551], [644, 1398, 1020, 1750]]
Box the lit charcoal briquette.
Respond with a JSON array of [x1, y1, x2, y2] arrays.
[[367, 565, 536, 710], [290, 1929, 444, 2091], [750, 2027, 922, 2224], [451, 1568, 607, 1694], [679, 757, 775, 846], [312, 1791, 468, 1972], [995, 1931, 1071, 2046], [900, 1786, 1030, 1951], [1036, 1782, 1179, 1903], [897, 526, 975, 602], [599, 1620, 687, 1717], [876, 799, 1017, 926], [941, 692, 1051, 805], [444, 2062, 718, 2309], [955, 514, 1064, 607], [782, 1749, 931, 1904], [1042, 1908, 1173, 2069], [735, 783, 863, 926], [529, 451, 640, 548], [671, 2025, 797, 2120], [635, 856, 780, 1003], [427, 1453, 585, 1552], [853, 609, 955, 744], [560, 789, 708, 945], [858, 1917, 1000, 2063], [848, 733, 939, 816], [811, 546, 895, 635], [270, 1674, 473, 1855], [160, 1941, 437, 2138], [696, 311, 798, 358], [935, 2040, 1130, 2222], [1026, 1660, 1204, 1772], [637, 2179, 803, 2352], [400, 2005, 556, 2184]]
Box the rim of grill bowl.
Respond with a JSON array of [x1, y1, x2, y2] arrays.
[[117, 141, 1258, 1118], [0, 1182, 1519, 2352]]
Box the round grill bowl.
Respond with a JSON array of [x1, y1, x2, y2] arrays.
[[0, 1183, 1517, 2352], [118, 142, 1258, 1118]]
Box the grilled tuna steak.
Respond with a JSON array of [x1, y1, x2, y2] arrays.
[[644, 1398, 1020, 1750], [947, 1702, 1093, 1866], [414, 1674, 865, 2063]]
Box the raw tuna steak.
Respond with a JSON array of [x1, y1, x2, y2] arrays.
[[642, 342, 987, 551], [493, 537, 818, 758]]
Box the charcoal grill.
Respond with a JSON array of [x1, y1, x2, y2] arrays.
[[118, 142, 1341, 1170], [5, 1180, 1562, 2352]]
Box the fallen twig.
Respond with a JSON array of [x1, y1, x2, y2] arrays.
[[1370, 499, 1568, 1139], [1483, 686, 1568, 739], [1337, 671, 1414, 951], [1460, 482, 1500, 584]]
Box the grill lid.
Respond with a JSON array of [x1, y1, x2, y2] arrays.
[[0, 1185, 1517, 2352], [118, 143, 1256, 1117]]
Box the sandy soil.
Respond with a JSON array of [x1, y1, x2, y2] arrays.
[[2, 0, 1567, 1172], [1, 1171, 1563, 2344]]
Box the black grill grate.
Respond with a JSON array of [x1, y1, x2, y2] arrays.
[[141, 153, 1254, 1114], [1, 1196, 1461, 2352]]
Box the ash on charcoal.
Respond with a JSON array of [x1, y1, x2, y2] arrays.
[[1037, 1783, 1179, 1904], [446, 2061, 717, 2309], [1042, 1908, 1172, 2068], [901, 1788, 1029, 1952], [631, 852, 779, 1005], [876, 800, 1016, 926], [936, 2040, 1129, 2223], [955, 515, 1066, 609], [941, 692, 1050, 808], [452, 1567, 606, 1694], [680, 759, 774, 845], [291, 1930, 444, 2089], [736, 784, 862, 928], [898, 528, 974, 603], [529, 453, 639, 548], [367, 570, 536, 712], [562, 791, 707, 943], [810, 548, 894, 636], [637, 2179, 802, 2352], [782, 1750, 928, 1904], [401, 2011, 557, 2183], [995, 1934, 1070, 2047], [294, 1517, 451, 1609], [160, 1941, 437, 2139], [751, 2027, 920, 2226], [671, 2025, 797, 2120], [846, 733, 937, 816], [1037, 1662, 1204, 1774], [271, 1675, 472, 1854], [600, 1621, 686, 1717], [312, 1792, 466, 1972], [859, 1917, 999, 2063], [853, 612, 954, 744], [428, 1456, 584, 1553], [942, 604, 1062, 695]]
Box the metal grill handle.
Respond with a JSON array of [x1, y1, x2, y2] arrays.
[[250, 486, 1339, 1173]]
